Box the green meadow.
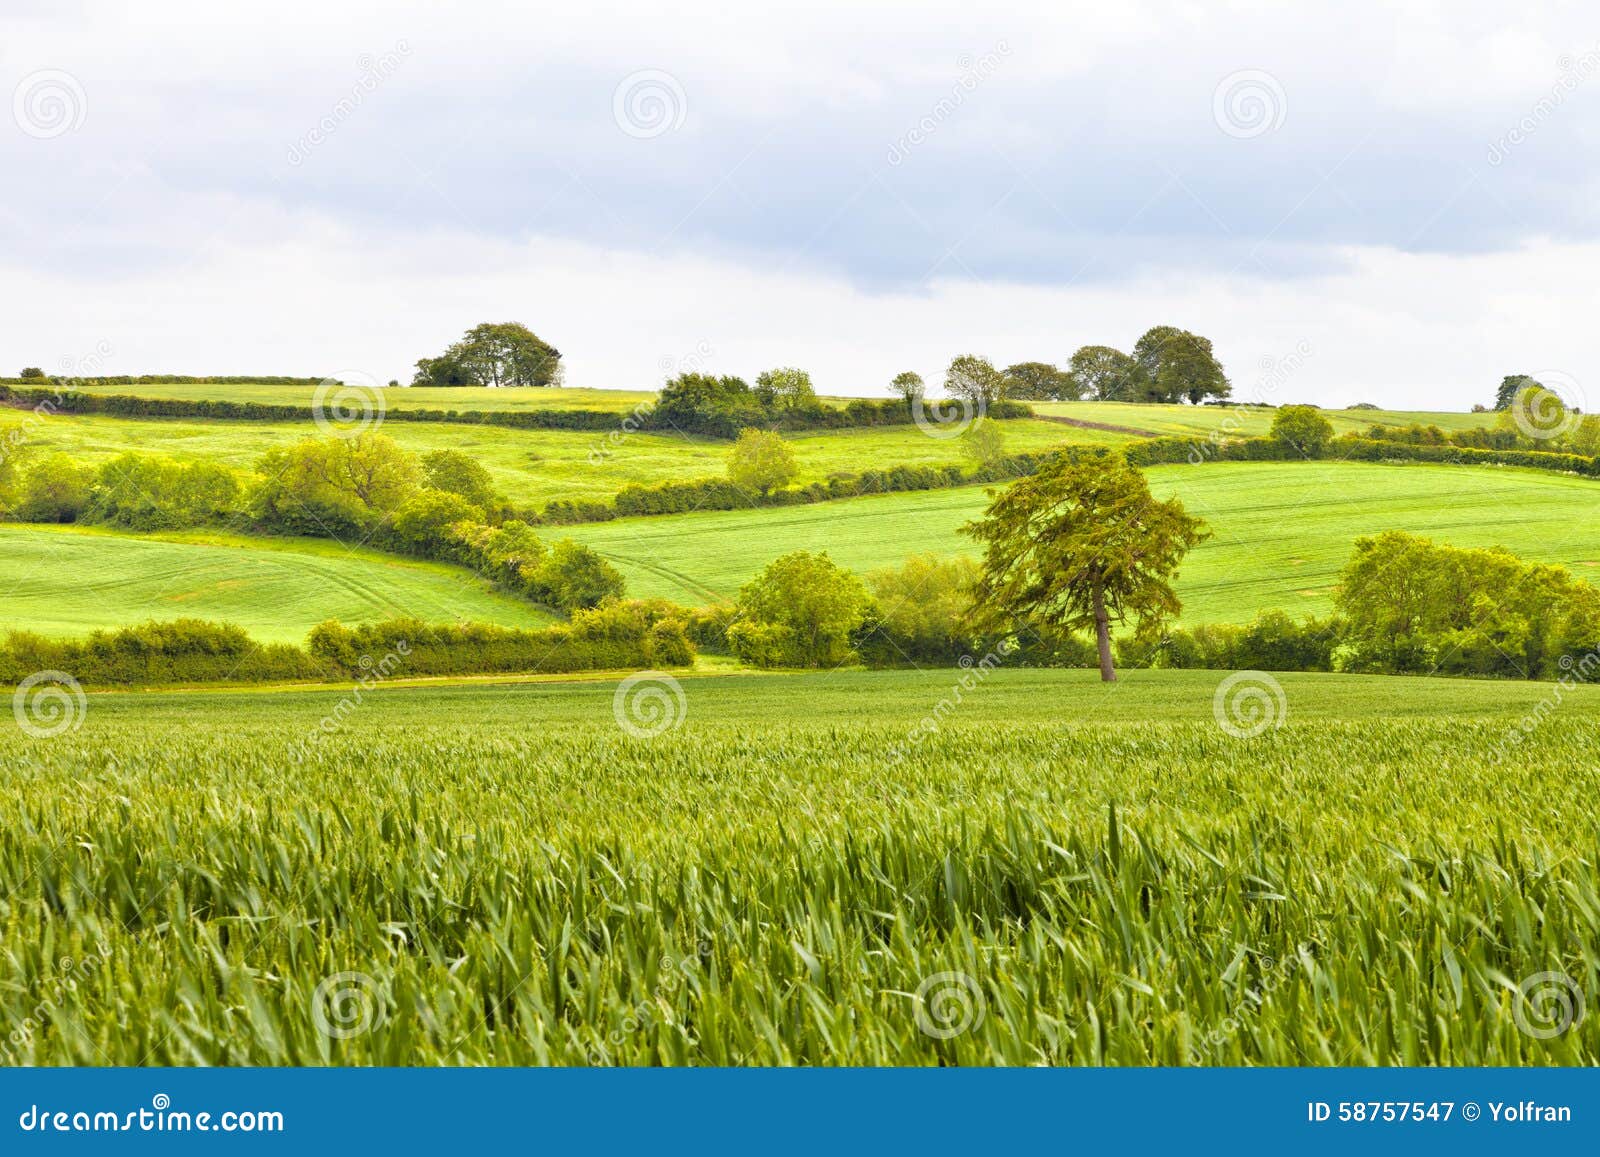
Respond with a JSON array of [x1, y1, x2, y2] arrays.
[[0, 525, 551, 641], [566, 460, 1600, 621]]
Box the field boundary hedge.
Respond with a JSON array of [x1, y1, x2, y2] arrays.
[[0, 384, 1037, 437], [0, 608, 693, 689]]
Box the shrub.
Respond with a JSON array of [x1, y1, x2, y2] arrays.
[[532, 540, 625, 611], [728, 551, 869, 668], [14, 454, 94, 523], [390, 490, 484, 556], [858, 554, 981, 665], [421, 449, 502, 510], [726, 429, 797, 496], [86, 454, 242, 531], [251, 433, 421, 537], [1270, 405, 1335, 458]]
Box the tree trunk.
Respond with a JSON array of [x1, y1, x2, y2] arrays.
[[1092, 583, 1116, 682]]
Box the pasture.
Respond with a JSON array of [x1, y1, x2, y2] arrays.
[[565, 460, 1600, 620], [1, 668, 1593, 1065], [0, 525, 552, 641]]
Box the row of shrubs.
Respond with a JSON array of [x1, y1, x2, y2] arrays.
[[538, 453, 1060, 525], [1126, 430, 1600, 476], [0, 383, 1035, 438], [0, 603, 697, 689], [0, 376, 331, 386]]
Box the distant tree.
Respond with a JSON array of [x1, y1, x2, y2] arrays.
[[960, 420, 1007, 467], [1347, 402, 1380, 410], [889, 371, 926, 403], [753, 366, 818, 411], [1495, 374, 1541, 411], [422, 449, 501, 511], [412, 322, 561, 387], [1003, 361, 1080, 401], [655, 372, 753, 425], [944, 354, 1006, 406], [726, 428, 797, 495], [1067, 345, 1141, 401], [727, 551, 870, 667], [1270, 405, 1335, 457], [18, 366, 45, 380], [1134, 326, 1230, 404], [965, 453, 1207, 681]]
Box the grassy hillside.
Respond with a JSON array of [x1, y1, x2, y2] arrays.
[[0, 410, 1081, 504], [565, 460, 1600, 621], [1030, 400, 1500, 440], [0, 526, 554, 641], [8, 668, 1595, 1064], [58, 382, 661, 413]]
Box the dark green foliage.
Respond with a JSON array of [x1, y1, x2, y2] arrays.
[[0, 618, 331, 686], [86, 454, 242, 531], [413, 322, 562, 388]]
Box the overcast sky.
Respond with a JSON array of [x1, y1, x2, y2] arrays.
[[3, 0, 1598, 409]]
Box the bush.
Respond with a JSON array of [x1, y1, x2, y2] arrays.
[[14, 453, 94, 522], [251, 433, 421, 537], [390, 490, 484, 556], [728, 551, 869, 668], [86, 454, 242, 531], [1271, 405, 1335, 457], [858, 554, 981, 666], [532, 540, 625, 611], [0, 618, 332, 687]]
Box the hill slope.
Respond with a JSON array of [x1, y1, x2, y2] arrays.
[[0, 527, 554, 641], [565, 460, 1600, 621]]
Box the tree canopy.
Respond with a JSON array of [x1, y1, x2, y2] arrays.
[[965, 452, 1207, 681], [1002, 361, 1080, 401], [1133, 326, 1231, 404], [1066, 346, 1141, 401], [726, 428, 797, 495], [413, 322, 561, 387], [726, 551, 870, 667], [944, 354, 1007, 405], [1270, 405, 1335, 457]]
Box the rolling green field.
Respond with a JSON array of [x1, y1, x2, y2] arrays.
[[1031, 400, 1501, 439], [566, 461, 1600, 620], [3, 668, 1593, 1065], [0, 410, 1079, 506], [57, 382, 662, 413], [0, 526, 552, 641]]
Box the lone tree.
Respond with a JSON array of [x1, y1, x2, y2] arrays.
[[944, 354, 1006, 405], [889, 370, 925, 403], [1270, 405, 1335, 457], [1132, 326, 1231, 404], [965, 453, 1207, 681], [413, 322, 561, 387], [1495, 374, 1541, 411], [726, 428, 797, 495]]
